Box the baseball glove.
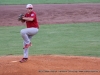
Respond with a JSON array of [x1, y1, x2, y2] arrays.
[[18, 14, 25, 22]]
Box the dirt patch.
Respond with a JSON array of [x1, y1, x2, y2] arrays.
[[0, 3, 100, 26], [0, 55, 100, 75]]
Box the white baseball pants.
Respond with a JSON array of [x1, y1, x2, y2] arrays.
[[20, 28, 39, 58]]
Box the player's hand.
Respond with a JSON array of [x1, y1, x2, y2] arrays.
[[18, 14, 25, 22]]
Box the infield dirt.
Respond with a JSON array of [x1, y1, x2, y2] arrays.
[[0, 4, 100, 26], [0, 4, 100, 75]]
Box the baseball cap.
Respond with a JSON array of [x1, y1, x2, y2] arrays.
[[26, 4, 33, 9]]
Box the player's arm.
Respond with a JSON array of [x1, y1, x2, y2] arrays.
[[22, 17, 34, 21]]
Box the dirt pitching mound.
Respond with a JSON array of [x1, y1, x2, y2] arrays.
[[0, 55, 100, 75]]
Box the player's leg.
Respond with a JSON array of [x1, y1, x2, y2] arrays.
[[23, 35, 33, 59], [19, 41, 29, 63], [23, 41, 29, 58], [20, 28, 38, 49], [20, 35, 36, 63], [20, 29, 30, 44], [20, 28, 38, 63], [25, 28, 39, 36]]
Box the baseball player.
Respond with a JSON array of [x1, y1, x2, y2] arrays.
[[18, 4, 39, 63]]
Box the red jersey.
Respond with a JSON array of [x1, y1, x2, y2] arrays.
[[25, 11, 39, 28]]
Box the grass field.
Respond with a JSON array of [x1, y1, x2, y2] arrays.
[[0, 0, 100, 4], [0, 0, 100, 57], [0, 23, 100, 57]]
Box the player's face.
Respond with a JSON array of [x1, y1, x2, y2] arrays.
[[27, 8, 33, 13]]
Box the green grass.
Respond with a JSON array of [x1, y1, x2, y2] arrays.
[[0, 23, 100, 57], [0, 0, 100, 4]]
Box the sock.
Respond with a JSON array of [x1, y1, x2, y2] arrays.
[[23, 48, 29, 58]]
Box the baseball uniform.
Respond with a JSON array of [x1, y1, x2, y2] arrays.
[[20, 10, 39, 59]]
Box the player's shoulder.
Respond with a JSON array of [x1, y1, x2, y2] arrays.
[[31, 11, 36, 16], [31, 11, 36, 15]]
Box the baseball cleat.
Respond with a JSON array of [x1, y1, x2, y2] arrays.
[[23, 42, 32, 49], [19, 58, 28, 63]]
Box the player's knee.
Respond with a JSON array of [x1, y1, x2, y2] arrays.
[[20, 29, 26, 35]]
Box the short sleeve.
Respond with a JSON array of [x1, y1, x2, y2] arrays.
[[30, 13, 36, 18]]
